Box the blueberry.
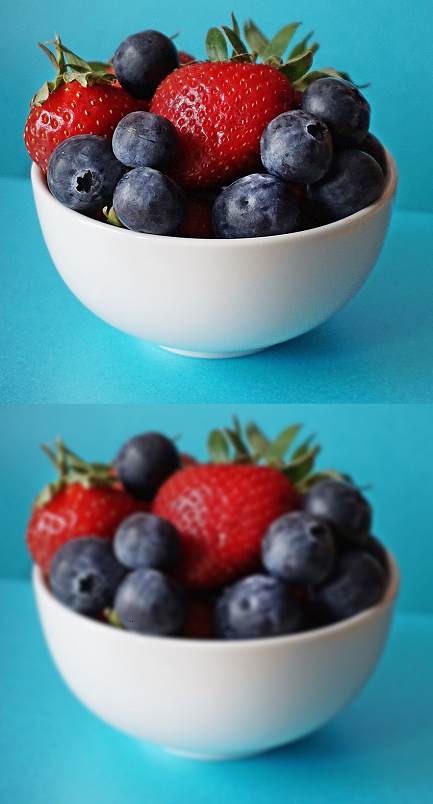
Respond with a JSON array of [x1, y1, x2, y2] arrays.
[[307, 149, 385, 223], [49, 536, 126, 614], [214, 574, 303, 640], [356, 132, 388, 175], [261, 110, 333, 185], [344, 534, 389, 576], [310, 551, 387, 623], [113, 30, 179, 101], [114, 568, 187, 635], [303, 480, 372, 545], [47, 135, 126, 213], [113, 167, 185, 234], [300, 78, 370, 145], [212, 173, 300, 238], [112, 111, 178, 169], [114, 512, 180, 570], [262, 511, 335, 586], [115, 432, 180, 501]]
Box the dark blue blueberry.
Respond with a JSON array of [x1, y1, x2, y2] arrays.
[[262, 511, 335, 586], [261, 110, 333, 184], [212, 173, 300, 239], [344, 534, 389, 576], [114, 512, 180, 570], [307, 149, 385, 223], [49, 536, 126, 614], [356, 132, 388, 175], [303, 480, 372, 546], [114, 568, 187, 635], [214, 574, 303, 640], [300, 78, 370, 145], [310, 551, 387, 623], [113, 167, 185, 234], [112, 111, 178, 169], [115, 432, 180, 501], [47, 135, 126, 213], [113, 30, 179, 101]]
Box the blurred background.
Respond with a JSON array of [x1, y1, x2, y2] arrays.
[[1, 0, 433, 212], [0, 403, 431, 613]]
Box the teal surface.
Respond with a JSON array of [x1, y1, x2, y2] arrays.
[[2, 0, 433, 213], [0, 578, 432, 804], [1, 177, 432, 403], [1, 403, 432, 614]]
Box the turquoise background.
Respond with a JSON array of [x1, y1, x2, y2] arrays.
[[0, 403, 432, 613], [1, 0, 433, 212]]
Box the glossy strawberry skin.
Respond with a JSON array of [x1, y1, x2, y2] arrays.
[[152, 464, 301, 590], [26, 483, 149, 573], [24, 81, 140, 172], [150, 62, 297, 189]]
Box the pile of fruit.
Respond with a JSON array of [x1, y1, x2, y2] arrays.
[[26, 420, 390, 640], [24, 16, 388, 238]]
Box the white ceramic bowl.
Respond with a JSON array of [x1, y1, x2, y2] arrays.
[[33, 552, 399, 760], [31, 154, 397, 358]]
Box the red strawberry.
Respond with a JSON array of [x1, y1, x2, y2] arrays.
[[150, 61, 296, 189], [179, 50, 197, 66], [178, 196, 215, 238], [153, 464, 300, 590], [26, 440, 148, 573], [182, 599, 215, 639], [24, 36, 140, 172], [180, 452, 199, 468], [106, 63, 150, 110]]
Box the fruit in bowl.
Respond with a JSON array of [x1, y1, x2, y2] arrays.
[[29, 418, 399, 758], [27, 17, 397, 356]]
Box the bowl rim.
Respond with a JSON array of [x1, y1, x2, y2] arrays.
[[33, 548, 399, 651], [31, 148, 398, 247]]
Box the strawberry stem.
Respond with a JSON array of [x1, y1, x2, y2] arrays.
[[31, 34, 116, 107], [33, 439, 116, 508]]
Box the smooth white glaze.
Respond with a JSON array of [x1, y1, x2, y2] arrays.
[[33, 553, 399, 760], [31, 154, 397, 358]]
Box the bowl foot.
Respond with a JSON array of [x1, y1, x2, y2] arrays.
[[163, 746, 262, 761], [158, 345, 267, 359]]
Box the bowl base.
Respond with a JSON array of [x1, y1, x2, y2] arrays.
[[163, 746, 262, 761], [158, 345, 267, 359]]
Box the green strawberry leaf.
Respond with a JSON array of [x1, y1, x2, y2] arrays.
[[103, 206, 125, 227], [243, 18, 269, 56], [208, 430, 230, 463], [31, 75, 65, 105], [245, 422, 270, 458], [223, 426, 250, 460], [55, 41, 93, 72], [291, 434, 315, 461], [265, 55, 283, 69], [296, 469, 353, 492], [221, 25, 249, 58], [338, 70, 370, 88], [280, 50, 314, 83], [104, 608, 124, 628], [88, 60, 112, 73], [288, 30, 314, 60], [282, 445, 321, 484], [261, 22, 301, 62], [38, 42, 61, 74], [206, 27, 229, 62], [262, 424, 302, 464], [231, 12, 241, 37]]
